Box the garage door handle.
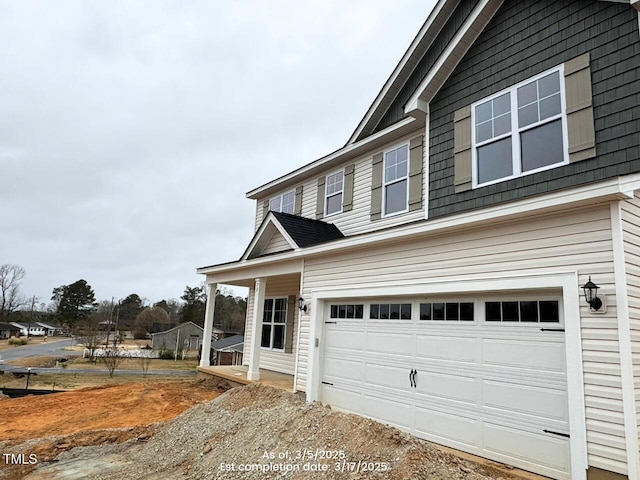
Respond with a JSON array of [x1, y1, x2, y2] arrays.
[[409, 369, 415, 388], [413, 370, 417, 388], [543, 429, 570, 438]]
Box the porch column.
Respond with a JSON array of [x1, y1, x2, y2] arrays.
[[247, 277, 267, 381], [199, 283, 217, 367]]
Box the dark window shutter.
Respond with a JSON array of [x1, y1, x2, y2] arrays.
[[316, 176, 325, 219], [408, 135, 424, 211], [370, 153, 383, 220], [564, 53, 596, 162], [285, 295, 295, 353], [453, 106, 472, 193], [294, 186, 303, 215], [343, 164, 355, 212]]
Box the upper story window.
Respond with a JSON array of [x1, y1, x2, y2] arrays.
[[269, 190, 295, 214], [472, 68, 568, 187], [384, 144, 409, 216], [325, 170, 344, 216]]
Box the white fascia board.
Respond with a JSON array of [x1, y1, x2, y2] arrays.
[[246, 116, 420, 200], [240, 212, 299, 261], [405, 0, 505, 115], [347, 0, 450, 144], [201, 173, 640, 280]]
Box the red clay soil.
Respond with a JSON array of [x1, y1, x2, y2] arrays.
[[0, 380, 221, 442]]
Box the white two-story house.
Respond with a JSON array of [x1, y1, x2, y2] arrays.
[[197, 1, 640, 479]]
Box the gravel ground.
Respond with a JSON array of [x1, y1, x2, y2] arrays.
[[11, 384, 518, 480]]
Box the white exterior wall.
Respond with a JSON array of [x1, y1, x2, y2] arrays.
[[261, 231, 291, 256], [296, 204, 628, 475], [621, 194, 640, 464], [243, 274, 299, 375], [254, 129, 426, 237]]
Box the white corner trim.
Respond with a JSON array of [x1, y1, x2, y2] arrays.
[[292, 259, 305, 394], [406, 0, 506, 113], [306, 271, 587, 480], [424, 107, 430, 221], [610, 201, 640, 479]]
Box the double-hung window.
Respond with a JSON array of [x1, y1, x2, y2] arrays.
[[384, 144, 409, 215], [261, 298, 286, 350], [473, 68, 568, 187], [325, 170, 344, 216], [269, 190, 295, 214]]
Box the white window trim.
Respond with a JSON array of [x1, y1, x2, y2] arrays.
[[324, 169, 344, 217], [471, 65, 570, 189], [269, 190, 295, 214], [260, 296, 287, 351], [382, 142, 410, 218]]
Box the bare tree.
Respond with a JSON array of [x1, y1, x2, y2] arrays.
[[138, 349, 153, 377], [74, 316, 105, 362], [0, 264, 26, 320], [134, 307, 169, 339], [103, 346, 125, 377]]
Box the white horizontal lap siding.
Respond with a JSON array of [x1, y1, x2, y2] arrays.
[[297, 204, 629, 474], [620, 194, 640, 458], [298, 130, 425, 236], [255, 201, 264, 232], [242, 276, 299, 376], [261, 231, 291, 256]]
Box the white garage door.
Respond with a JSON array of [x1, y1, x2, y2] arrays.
[[321, 297, 570, 480]]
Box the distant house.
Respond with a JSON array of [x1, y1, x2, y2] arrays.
[[10, 322, 47, 337], [211, 334, 244, 366], [36, 322, 60, 336], [0, 323, 20, 339], [151, 321, 224, 352]]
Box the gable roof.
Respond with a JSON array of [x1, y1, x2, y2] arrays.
[[242, 211, 344, 260], [0, 322, 19, 330], [211, 334, 244, 351], [150, 321, 203, 336]]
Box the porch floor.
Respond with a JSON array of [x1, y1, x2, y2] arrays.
[[197, 365, 294, 392]]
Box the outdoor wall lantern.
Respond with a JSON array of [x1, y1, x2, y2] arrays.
[[298, 297, 308, 313], [582, 276, 603, 311]]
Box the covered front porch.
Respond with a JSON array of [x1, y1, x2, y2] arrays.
[[197, 257, 303, 388]]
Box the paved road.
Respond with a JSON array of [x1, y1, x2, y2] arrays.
[[0, 338, 80, 362], [0, 365, 196, 376]]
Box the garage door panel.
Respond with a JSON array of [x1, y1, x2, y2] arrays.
[[416, 334, 478, 363], [365, 362, 413, 390], [484, 423, 571, 478], [415, 406, 481, 449], [323, 357, 363, 382], [324, 327, 365, 350], [321, 295, 570, 480], [364, 394, 413, 429], [482, 338, 566, 373], [483, 380, 569, 422], [321, 385, 362, 414], [366, 332, 414, 356], [414, 371, 478, 404]]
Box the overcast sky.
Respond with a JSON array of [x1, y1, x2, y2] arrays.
[[0, 0, 435, 307]]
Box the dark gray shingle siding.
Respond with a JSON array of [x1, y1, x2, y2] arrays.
[[427, 0, 640, 218]]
